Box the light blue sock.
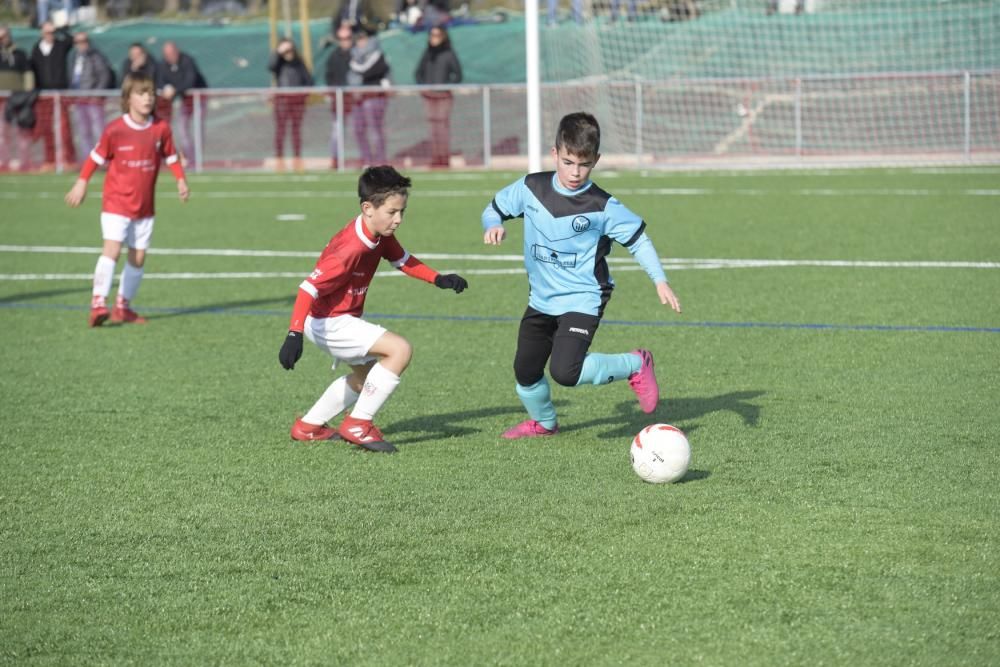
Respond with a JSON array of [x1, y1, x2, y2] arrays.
[[576, 352, 641, 386], [515, 378, 558, 429]]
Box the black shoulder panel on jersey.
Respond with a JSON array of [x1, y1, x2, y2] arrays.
[[524, 171, 613, 218], [622, 221, 647, 247], [491, 199, 517, 221]]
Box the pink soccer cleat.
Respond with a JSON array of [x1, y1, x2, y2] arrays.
[[502, 419, 559, 440], [290, 418, 340, 442], [628, 349, 659, 413]]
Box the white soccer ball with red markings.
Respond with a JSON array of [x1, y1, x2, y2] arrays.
[[630, 424, 690, 484]]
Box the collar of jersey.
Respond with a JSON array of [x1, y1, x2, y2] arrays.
[[550, 173, 592, 197], [122, 113, 153, 131], [354, 215, 379, 249]]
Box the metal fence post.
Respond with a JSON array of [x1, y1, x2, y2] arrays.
[[336, 88, 345, 172], [794, 77, 802, 160], [483, 86, 492, 169], [54, 92, 63, 173], [963, 71, 971, 162], [635, 81, 643, 167], [193, 91, 203, 173]]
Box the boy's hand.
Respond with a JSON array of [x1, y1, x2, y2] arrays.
[[177, 178, 190, 203], [434, 274, 468, 293], [656, 281, 682, 313], [483, 226, 506, 245], [65, 179, 87, 207], [279, 330, 304, 370]]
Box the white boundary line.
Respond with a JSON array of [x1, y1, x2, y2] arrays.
[[3, 188, 1000, 200], [0, 245, 997, 270]]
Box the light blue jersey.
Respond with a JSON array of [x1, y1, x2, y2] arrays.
[[482, 171, 667, 317]]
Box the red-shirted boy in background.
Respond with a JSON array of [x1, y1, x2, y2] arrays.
[[65, 72, 190, 327], [278, 166, 468, 453]]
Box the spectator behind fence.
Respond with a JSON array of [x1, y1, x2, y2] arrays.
[[333, 0, 379, 31], [547, 0, 582, 26], [348, 25, 390, 167], [30, 21, 76, 169], [323, 24, 353, 169], [268, 38, 312, 172], [0, 25, 33, 171], [414, 25, 461, 168], [121, 43, 167, 118], [69, 31, 114, 159], [159, 40, 207, 165]]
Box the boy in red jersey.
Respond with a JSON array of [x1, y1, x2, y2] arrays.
[[278, 166, 468, 453], [65, 72, 190, 327]]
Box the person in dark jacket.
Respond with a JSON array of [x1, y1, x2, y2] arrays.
[[69, 31, 114, 158], [159, 40, 207, 165], [29, 21, 76, 168], [348, 25, 390, 167], [323, 24, 353, 169], [414, 25, 461, 167], [0, 25, 32, 171], [268, 38, 313, 171], [121, 43, 169, 119]]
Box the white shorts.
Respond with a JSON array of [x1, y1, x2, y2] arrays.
[[304, 314, 386, 368], [101, 212, 155, 250]]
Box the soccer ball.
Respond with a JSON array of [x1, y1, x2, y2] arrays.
[[630, 424, 690, 484]]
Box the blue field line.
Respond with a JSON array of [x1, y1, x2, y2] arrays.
[[2, 301, 999, 334]]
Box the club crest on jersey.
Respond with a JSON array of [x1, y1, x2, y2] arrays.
[[571, 216, 591, 233]]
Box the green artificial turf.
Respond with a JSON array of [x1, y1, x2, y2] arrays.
[[1, 167, 998, 665]]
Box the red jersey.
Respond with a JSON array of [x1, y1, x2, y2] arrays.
[[89, 114, 181, 219], [299, 216, 411, 318]]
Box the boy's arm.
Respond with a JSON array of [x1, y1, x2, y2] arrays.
[[390, 250, 468, 293], [278, 285, 315, 370], [627, 232, 682, 313], [482, 179, 525, 245], [160, 127, 190, 202], [65, 149, 104, 207]]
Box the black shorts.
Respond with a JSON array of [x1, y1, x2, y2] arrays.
[[513, 307, 601, 387]]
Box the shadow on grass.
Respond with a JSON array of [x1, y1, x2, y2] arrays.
[[143, 294, 292, 320], [0, 285, 90, 303], [388, 390, 764, 446]]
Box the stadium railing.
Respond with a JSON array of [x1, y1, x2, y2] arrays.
[[2, 72, 998, 174]]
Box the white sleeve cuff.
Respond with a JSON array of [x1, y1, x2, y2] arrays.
[[299, 281, 318, 298]]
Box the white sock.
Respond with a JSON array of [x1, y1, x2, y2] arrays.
[[92, 255, 116, 302], [118, 262, 144, 302], [349, 363, 401, 421], [302, 375, 360, 426]]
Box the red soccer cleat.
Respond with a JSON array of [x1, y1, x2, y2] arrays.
[[337, 416, 397, 453], [290, 418, 340, 441], [88, 305, 110, 328], [501, 419, 559, 440], [628, 348, 659, 413], [111, 299, 147, 324]]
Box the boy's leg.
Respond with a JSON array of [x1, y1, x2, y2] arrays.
[[505, 308, 559, 437], [91, 217, 128, 327], [112, 219, 153, 324], [338, 328, 411, 453], [549, 312, 659, 413]]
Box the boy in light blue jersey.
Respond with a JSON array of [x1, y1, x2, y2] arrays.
[[481, 112, 682, 439]]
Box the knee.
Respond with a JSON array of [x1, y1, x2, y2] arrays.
[[549, 358, 582, 387], [514, 361, 544, 388]]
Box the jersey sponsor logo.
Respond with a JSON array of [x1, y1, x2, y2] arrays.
[[571, 215, 591, 232], [119, 145, 135, 151], [352, 271, 365, 276], [568, 327, 590, 336], [347, 286, 369, 296], [532, 244, 577, 269]]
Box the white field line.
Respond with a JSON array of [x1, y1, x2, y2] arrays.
[[1, 245, 998, 269], [3, 188, 1000, 200]]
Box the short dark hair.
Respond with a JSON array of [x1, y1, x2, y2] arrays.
[[555, 112, 601, 159], [358, 166, 411, 207]]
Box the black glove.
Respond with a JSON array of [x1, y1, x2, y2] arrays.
[[434, 273, 468, 293], [278, 330, 304, 370]]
